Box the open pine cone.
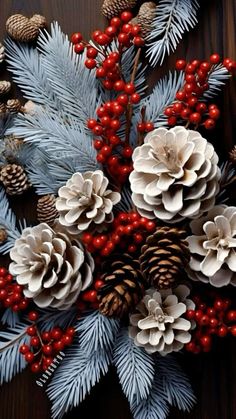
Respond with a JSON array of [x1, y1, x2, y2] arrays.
[[140, 227, 190, 289], [0, 163, 31, 195], [98, 254, 146, 317], [102, 0, 137, 19]]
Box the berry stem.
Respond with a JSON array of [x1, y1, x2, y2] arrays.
[[0, 329, 27, 352], [137, 106, 146, 146]]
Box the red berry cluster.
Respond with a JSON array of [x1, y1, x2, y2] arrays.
[[164, 54, 234, 130], [77, 278, 105, 311], [0, 267, 29, 312], [185, 294, 236, 354], [20, 311, 75, 373], [82, 211, 156, 257], [71, 12, 153, 184]]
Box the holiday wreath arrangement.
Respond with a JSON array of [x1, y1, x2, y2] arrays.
[[0, 0, 236, 418]]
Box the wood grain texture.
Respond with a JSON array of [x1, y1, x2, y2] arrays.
[[0, 0, 235, 418]]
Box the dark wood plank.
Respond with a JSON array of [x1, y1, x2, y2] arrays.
[[0, 0, 235, 418]]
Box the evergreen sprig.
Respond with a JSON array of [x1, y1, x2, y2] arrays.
[[0, 187, 21, 254]]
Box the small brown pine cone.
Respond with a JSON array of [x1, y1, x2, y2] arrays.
[[37, 194, 58, 226], [0, 163, 31, 195], [102, 0, 137, 19], [0, 81, 11, 96], [98, 254, 146, 317], [137, 2, 156, 38], [0, 42, 5, 63], [0, 102, 7, 116], [6, 99, 22, 114], [6, 14, 39, 42], [139, 227, 190, 290], [30, 14, 47, 29], [0, 228, 7, 244], [229, 146, 236, 164]]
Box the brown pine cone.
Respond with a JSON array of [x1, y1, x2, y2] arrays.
[[98, 254, 145, 317], [0, 42, 5, 63], [139, 227, 190, 290], [0, 81, 11, 96], [30, 14, 47, 29], [6, 99, 22, 114], [6, 14, 39, 42], [0, 163, 31, 195], [229, 146, 236, 164], [137, 2, 156, 38], [0, 103, 7, 116], [102, 0, 137, 19], [37, 194, 58, 226], [0, 228, 7, 244]]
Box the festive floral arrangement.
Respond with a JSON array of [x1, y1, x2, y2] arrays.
[[0, 1, 236, 418]]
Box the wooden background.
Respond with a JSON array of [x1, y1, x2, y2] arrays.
[[0, 0, 236, 418]]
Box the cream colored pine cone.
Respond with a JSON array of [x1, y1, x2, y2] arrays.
[[129, 285, 195, 356], [130, 126, 221, 223], [56, 170, 120, 234], [187, 205, 236, 287], [9, 223, 94, 310]]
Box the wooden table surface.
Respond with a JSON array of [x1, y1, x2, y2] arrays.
[[0, 1, 236, 418]]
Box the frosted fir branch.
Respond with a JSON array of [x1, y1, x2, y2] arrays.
[[216, 161, 236, 204], [1, 309, 20, 328], [146, 0, 199, 66], [38, 22, 100, 122], [76, 310, 120, 354], [38, 306, 77, 331], [113, 328, 155, 404], [114, 184, 133, 212], [47, 345, 112, 419], [5, 38, 61, 110], [131, 372, 169, 419], [140, 70, 184, 128], [156, 355, 196, 412], [204, 64, 231, 99], [0, 321, 29, 384], [0, 187, 21, 254]]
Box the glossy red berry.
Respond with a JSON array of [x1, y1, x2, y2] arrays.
[[25, 351, 35, 363], [105, 26, 117, 37], [189, 112, 201, 124], [42, 344, 53, 355], [74, 43, 84, 54], [85, 58, 97, 69], [20, 344, 30, 354], [31, 362, 41, 373], [87, 47, 98, 58], [227, 310, 236, 322], [124, 82, 136, 95], [145, 122, 154, 132], [210, 53, 220, 64], [96, 67, 106, 78], [118, 32, 130, 46], [92, 30, 102, 41], [114, 80, 125, 91], [218, 325, 228, 337], [131, 25, 141, 36], [93, 125, 103, 135], [26, 326, 37, 336], [110, 17, 122, 27], [176, 91, 186, 101], [133, 36, 144, 47], [117, 94, 129, 106], [51, 328, 63, 340], [175, 60, 186, 70], [96, 33, 110, 46], [168, 116, 177, 126], [209, 108, 220, 120], [71, 32, 83, 44], [200, 61, 211, 72], [204, 118, 215, 130], [28, 311, 39, 322], [230, 325, 236, 337], [82, 290, 98, 303], [131, 92, 141, 104], [120, 11, 133, 22], [185, 309, 195, 320]]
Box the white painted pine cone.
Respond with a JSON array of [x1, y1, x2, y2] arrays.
[[9, 223, 94, 310], [56, 170, 120, 233], [129, 285, 195, 356], [130, 126, 221, 223], [187, 205, 236, 287]]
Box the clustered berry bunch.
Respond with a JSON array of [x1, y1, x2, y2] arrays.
[[71, 11, 154, 184], [0, 266, 29, 311], [185, 292, 236, 354], [164, 54, 236, 129], [20, 311, 75, 373], [81, 211, 156, 257]]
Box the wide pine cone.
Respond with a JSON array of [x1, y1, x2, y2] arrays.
[[140, 227, 190, 290], [98, 254, 146, 317]]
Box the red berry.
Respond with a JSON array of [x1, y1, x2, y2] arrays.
[[187, 97, 198, 108], [117, 94, 129, 106], [103, 80, 114, 90], [131, 25, 141, 36], [62, 335, 73, 346], [164, 107, 173, 117], [25, 352, 34, 363], [19, 344, 30, 354], [118, 32, 130, 46], [185, 74, 196, 83], [87, 47, 98, 58], [206, 307, 216, 317], [122, 146, 133, 158], [145, 221, 156, 232], [110, 17, 122, 27], [96, 33, 110, 46], [133, 36, 144, 47], [210, 53, 220, 64], [96, 67, 106, 78], [185, 83, 195, 93], [95, 279, 105, 290], [82, 232, 93, 244], [74, 43, 84, 54], [105, 26, 117, 37], [28, 311, 39, 322], [71, 32, 83, 44], [145, 122, 154, 132], [133, 233, 143, 244], [112, 103, 124, 116], [53, 340, 65, 351], [173, 102, 183, 114], [31, 362, 41, 373], [200, 335, 212, 348], [44, 357, 54, 367], [66, 327, 76, 337], [209, 108, 220, 120], [30, 336, 40, 347], [92, 30, 102, 41], [94, 139, 103, 150], [87, 118, 97, 129], [196, 102, 207, 113], [189, 112, 201, 124], [110, 119, 121, 131], [100, 116, 111, 127], [41, 331, 51, 342], [200, 61, 211, 72], [168, 116, 177, 126], [204, 118, 215, 130], [114, 80, 125, 91], [0, 267, 7, 276], [185, 64, 195, 74], [42, 344, 53, 355], [0, 289, 7, 299], [185, 342, 196, 352], [93, 125, 103, 136], [176, 91, 186, 101], [185, 309, 195, 320], [51, 328, 63, 340], [230, 325, 236, 337], [175, 59, 186, 70], [227, 310, 236, 322], [120, 11, 133, 22], [214, 299, 225, 311], [122, 23, 132, 33], [103, 58, 116, 70], [82, 290, 98, 303], [131, 92, 141, 104], [96, 153, 106, 163], [26, 326, 37, 336], [109, 135, 121, 146], [199, 315, 209, 326], [124, 82, 136, 95], [195, 310, 204, 322], [85, 58, 97, 69], [218, 325, 228, 337], [128, 244, 137, 253], [209, 318, 218, 327], [181, 108, 191, 119]]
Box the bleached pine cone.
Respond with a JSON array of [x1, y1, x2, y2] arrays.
[[187, 205, 236, 287], [0, 81, 11, 96], [56, 170, 120, 234], [129, 285, 195, 356], [9, 223, 94, 310], [130, 126, 221, 223], [0, 42, 5, 63], [102, 0, 137, 19]]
